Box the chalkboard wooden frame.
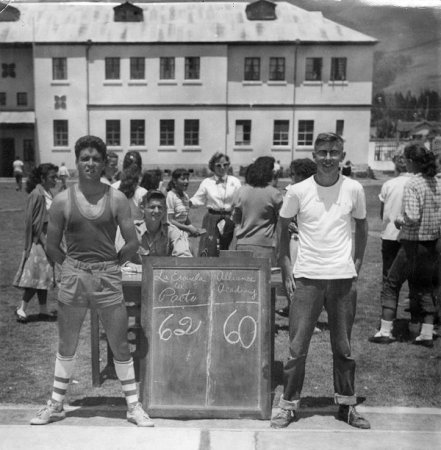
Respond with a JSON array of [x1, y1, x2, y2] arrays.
[[140, 256, 272, 419]]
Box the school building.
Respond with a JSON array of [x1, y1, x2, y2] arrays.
[[0, 0, 377, 176]]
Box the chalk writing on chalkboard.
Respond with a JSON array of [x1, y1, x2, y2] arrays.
[[141, 257, 271, 419]]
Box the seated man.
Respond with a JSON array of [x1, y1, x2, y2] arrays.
[[123, 190, 192, 271]]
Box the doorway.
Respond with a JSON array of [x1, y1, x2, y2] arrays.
[[0, 138, 15, 177]]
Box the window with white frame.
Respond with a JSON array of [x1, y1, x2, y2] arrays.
[[269, 57, 285, 81], [17, 92, 27, 106], [185, 57, 200, 80], [273, 120, 289, 145], [244, 57, 260, 81], [336, 120, 344, 137], [297, 120, 314, 146], [184, 119, 199, 146], [106, 120, 121, 146], [330, 57, 347, 81], [53, 120, 68, 146], [52, 57, 67, 80], [235, 120, 252, 145], [305, 57, 322, 81], [160, 57, 175, 80], [105, 57, 120, 80], [130, 57, 145, 80], [130, 120, 145, 146], [160, 120, 174, 146]]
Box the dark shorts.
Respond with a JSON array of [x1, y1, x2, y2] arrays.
[[58, 256, 123, 309]]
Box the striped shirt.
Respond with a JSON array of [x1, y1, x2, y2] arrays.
[[399, 173, 441, 241]]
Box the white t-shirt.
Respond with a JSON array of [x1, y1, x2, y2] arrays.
[[280, 175, 366, 279], [379, 173, 412, 241]]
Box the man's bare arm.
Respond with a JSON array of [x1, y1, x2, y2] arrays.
[[278, 216, 296, 301], [47, 192, 68, 265], [114, 191, 139, 265], [353, 217, 368, 275]]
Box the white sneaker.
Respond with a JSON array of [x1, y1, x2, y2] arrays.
[[127, 403, 155, 427], [30, 400, 65, 425]]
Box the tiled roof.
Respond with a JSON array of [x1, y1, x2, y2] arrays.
[[0, 1, 377, 44]]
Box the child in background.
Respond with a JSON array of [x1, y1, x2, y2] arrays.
[[166, 169, 205, 255]]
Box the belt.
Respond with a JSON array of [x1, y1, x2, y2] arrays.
[[208, 209, 230, 215]]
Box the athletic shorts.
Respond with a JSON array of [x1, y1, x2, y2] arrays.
[[58, 256, 123, 309]]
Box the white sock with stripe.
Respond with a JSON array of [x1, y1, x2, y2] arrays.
[[51, 353, 75, 404], [114, 358, 138, 408]]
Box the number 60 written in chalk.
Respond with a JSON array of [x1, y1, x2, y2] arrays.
[[223, 309, 257, 349]]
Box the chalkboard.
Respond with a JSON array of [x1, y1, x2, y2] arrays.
[[140, 257, 272, 419]]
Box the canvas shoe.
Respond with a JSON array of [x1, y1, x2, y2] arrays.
[[30, 400, 65, 425], [337, 405, 371, 429], [368, 331, 395, 344], [270, 407, 296, 429], [127, 403, 155, 427]]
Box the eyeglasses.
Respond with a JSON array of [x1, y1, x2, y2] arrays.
[[215, 163, 230, 168], [315, 149, 342, 158]]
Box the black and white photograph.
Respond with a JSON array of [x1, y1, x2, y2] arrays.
[[0, 0, 440, 448]]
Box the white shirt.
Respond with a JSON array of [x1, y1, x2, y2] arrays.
[[58, 166, 69, 177], [280, 175, 366, 279], [190, 175, 241, 212], [379, 173, 412, 241]]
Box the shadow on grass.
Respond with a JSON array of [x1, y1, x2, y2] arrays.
[[67, 397, 127, 419]]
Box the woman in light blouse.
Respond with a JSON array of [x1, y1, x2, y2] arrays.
[[190, 152, 241, 256]]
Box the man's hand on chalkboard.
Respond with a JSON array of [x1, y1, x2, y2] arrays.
[[190, 227, 207, 237]]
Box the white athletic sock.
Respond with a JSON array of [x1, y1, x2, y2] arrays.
[[114, 358, 138, 407], [51, 353, 75, 403], [419, 323, 434, 340], [379, 319, 393, 336]]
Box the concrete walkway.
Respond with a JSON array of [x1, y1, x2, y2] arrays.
[[1, 404, 440, 449]]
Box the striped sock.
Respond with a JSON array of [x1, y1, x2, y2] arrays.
[[114, 358, 138, 407], [51, 353, 75, 404]]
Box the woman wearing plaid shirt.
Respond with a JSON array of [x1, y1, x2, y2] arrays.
[[371, 143, 441, 348]]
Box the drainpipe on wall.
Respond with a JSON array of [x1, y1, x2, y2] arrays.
[[291, 39, 300, 162], [86, 40, 92, 135], [225, 45, 229, 157]]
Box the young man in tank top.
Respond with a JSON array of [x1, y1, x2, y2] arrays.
[[30, 135, 154, 427]]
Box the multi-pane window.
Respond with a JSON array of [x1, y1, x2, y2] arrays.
[[53, 120, 68, 146], [17, 92, 27, 106], [0, 92, 5, 106], [330, 57, 347, 81], [106, 120, 121, 146], [52, 57, 67, 80], [336, 120, 344, 137], [235, 120, 252, 145], [269, 57, 285, 81], [160, 57, 175, 80], [184, 120, 199, 146], [273, 120, 289, 146], [105, 57, 120, 80], [130, 57, 145, 80], [305, 57, 322, 81], [23, 139, 34, 161], [297, 120, 314, 146], [244, 57, 260, 81], [160, 120, 175, 146], [130, 120, 145, 146], [185, 57, 200, 80]]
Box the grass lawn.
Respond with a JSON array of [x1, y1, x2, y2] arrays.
[[0, 176, 439, 408]]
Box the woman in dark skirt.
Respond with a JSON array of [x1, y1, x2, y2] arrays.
[[13, 163, 59, 323], [190, 152, 241, 256]]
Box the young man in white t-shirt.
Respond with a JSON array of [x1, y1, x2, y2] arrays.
[[271, 132, 370, 430]]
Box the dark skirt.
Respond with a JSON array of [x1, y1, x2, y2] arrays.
[[198, 210, 235, 257]]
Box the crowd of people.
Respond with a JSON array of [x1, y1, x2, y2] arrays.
[[10, 132, 441, 429]]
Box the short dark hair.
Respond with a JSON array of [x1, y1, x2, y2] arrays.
[[208, 152, 230, 172], [107, 151, 119, 160], [246, 156, 275, 187], [404, 142, 437, 177], [74, 135, 107, 160], [141, 190, 166, 208], [290, 158, 317, 181], [167, 168, 190, 191], [314, 132, 344, 150], [26, 163, 59, 193]]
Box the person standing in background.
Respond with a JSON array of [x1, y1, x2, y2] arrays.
[[101, 151, 120, 185], [58, 162, 70, 191], [190, 152, 241, 256], [13, 156, 24, 191], [13, 163, 59, 322]]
